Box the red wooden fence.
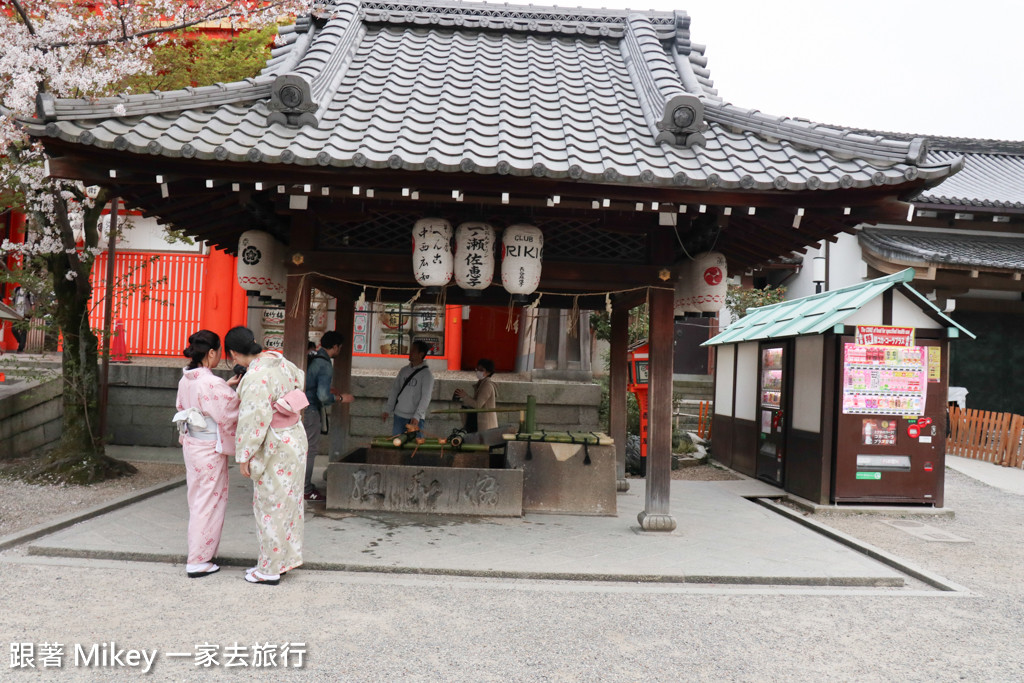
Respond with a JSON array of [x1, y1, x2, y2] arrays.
[[89, 252, 207, 357]]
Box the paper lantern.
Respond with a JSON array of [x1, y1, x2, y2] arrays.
[[412, 218, 453, 289], [674, 251, 727, 314], [501, 224, 543, 301], [453, 222, 495, 295], [237, 230, 275, 299]]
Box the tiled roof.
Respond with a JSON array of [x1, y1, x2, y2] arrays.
[[25, 0, 958, 192], [860, 227, 1024, 271], [843, 130, 1024, 210], [916, 150, 1024, 210], [704, 268, 974, 345]]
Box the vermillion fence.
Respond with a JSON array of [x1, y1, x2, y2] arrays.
[[89, 252, 206, 357], [947, 406, 1024, 470]]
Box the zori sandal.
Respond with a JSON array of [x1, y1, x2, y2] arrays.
[[244, 567, 280, 585], [186, 563, 220, 579]]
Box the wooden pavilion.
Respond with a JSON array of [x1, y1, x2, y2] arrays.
[[24, 0, 962, 530]]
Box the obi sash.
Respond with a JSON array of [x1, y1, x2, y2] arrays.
[[270, 389, 309, 429], [172, 408, 221, 450]]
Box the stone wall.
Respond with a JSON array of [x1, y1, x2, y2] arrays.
[[0, 377, 63, 460], [0, 363, 603, 453]]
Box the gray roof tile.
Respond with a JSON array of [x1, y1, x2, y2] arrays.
[[860, 227, 1024, 271], [26, 0, 958, 192]]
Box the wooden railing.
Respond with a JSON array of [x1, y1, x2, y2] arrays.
[[948, 406, 1024, 469]]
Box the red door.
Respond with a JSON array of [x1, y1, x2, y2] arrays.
[[460, 306, 518, 372]]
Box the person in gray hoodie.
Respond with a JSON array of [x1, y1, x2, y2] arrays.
[[382, 340, 434, 439]]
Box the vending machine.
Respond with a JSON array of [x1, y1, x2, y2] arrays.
[[756, 343, 788, 486], [832, 326, 947, 505]]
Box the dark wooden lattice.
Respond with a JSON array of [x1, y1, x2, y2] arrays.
[[316, 213, 648, 264]]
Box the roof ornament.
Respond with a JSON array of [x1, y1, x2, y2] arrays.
[[267, 74, 317, 128]]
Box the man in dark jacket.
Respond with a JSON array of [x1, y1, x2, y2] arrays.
[[302, 331, 353, 501]]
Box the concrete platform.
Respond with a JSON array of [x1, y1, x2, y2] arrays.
[[19, 448, 910, 587]]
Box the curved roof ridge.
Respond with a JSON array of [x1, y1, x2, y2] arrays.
[[621, 13, 705, 147], [348, 0, 676, 39], [669, 11, 718, 100], [704, 101, 931, 165], [38, 77, 275, 123]]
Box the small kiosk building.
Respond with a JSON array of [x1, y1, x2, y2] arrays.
[[705, 268, 974, 507]]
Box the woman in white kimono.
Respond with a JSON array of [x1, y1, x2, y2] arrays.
[[173, 330, 240, 579], [224, 326, 308, 585]]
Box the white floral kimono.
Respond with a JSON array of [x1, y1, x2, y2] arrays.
[[235, 351, 307, 575]]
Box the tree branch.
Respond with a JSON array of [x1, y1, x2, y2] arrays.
[[8, 0, 37, 36], [44, 2, 293, 49]]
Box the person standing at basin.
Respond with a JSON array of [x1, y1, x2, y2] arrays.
[[173, 330, 240, 579], [225, 326, 308, 586], [382, 339, 434, 440], [302, 330, 354, 501], [453, 358, 498, 440]]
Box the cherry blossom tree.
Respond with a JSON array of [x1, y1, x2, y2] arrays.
[[0, 0, 307, 483]]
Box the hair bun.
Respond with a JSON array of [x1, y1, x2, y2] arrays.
[[182, 345, 193, 358]]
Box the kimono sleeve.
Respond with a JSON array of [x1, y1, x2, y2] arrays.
[[205, 377, 241, 456], [235, 372, 273, 464]]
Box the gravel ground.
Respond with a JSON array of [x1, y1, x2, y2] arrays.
[[0, 461, 184, 537], [1, 464, 1022, 681]]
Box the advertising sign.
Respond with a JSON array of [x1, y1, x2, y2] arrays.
[[855, 325, 915, 347]]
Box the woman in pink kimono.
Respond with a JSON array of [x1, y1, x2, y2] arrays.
[[225, 326, 308, 586], [173, 330, 240, 579]]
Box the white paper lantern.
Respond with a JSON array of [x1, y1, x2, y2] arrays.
[[501, 224, 543, 300], [454, 222, 495, 295], [237, 230, 276, 299], [674, 251, 727, 314], [412, 218, 453, 289]]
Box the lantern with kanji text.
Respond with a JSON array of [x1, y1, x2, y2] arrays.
[[454, 222, 495, 296]]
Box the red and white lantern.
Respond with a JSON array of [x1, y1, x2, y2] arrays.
[[674, 251, 727, 314], [454, 222, 495, 295], [412, 218, 453, 289], [269, 240, 287, 304], [501, 224, 543, 300], [237, 230, 276, 299]]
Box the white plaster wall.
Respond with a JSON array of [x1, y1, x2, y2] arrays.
[[109, 215, 205, 254], [735, 342, 758, 421], [786, 232, 868, 299], [714, 345, 735, 416], [892, 292, 944, 330], [793, 335, 824, 433]]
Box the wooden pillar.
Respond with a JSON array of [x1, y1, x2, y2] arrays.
[[610, 304, 629, 492], [282, 269, 310, 366], [283, 216, 315, 366], [331, 286, 355, 459], [638, 286, 677, 531]]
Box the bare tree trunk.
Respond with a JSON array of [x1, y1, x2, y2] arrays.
[[29, 190, 135, 484]]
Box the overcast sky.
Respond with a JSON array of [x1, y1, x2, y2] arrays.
[[593, 0, 1021, 141]]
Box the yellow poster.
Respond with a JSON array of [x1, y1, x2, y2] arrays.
[[927, 346, 942, 382]]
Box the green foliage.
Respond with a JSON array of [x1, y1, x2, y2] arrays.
[[589, 303, 650, 345], [114, 26, 278, 93], [725, 284, 787, 319]]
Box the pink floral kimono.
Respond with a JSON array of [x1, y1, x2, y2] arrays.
[[173, 366, 240, 567], [235, 351, 308, 576]]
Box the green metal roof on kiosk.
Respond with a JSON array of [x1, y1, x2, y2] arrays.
[[703, 268, 975, 346]]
